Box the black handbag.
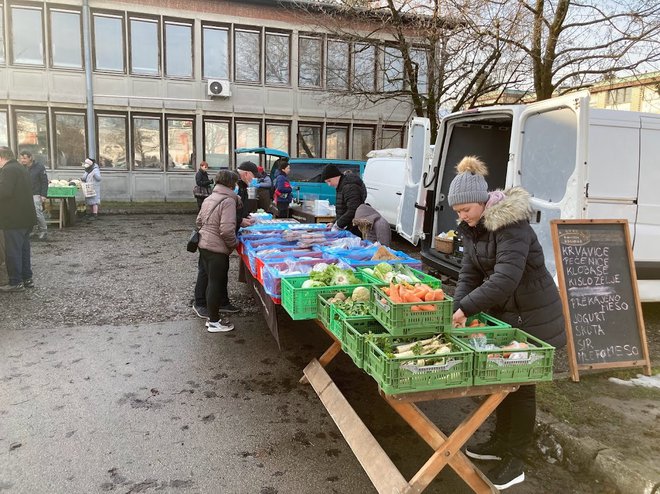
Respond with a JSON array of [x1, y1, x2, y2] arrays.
[[186, 229, 200, 253], [187, 198, 225, 253]]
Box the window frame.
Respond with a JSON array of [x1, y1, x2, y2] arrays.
[[201, 22, 230, 81], [381, 125, 405, 148], [264, 29, 291, 87], [351, 125, 375, 161], [202, 117, 232, 170], [0, 106, 9, 147], [48, 5, 83, 70], [163, 17, 193, 80], [131, 113, 163, 171], [298, 33, 323, 89], [165, 114, 195, 172], [0, 3, 6, 65], [234, 119, 262, 166], [326, 38, 350, 91], [13, 107, 50, 167], [9, 2, 45, 67], [233, 26, 262, 84], [325, 125, 349, 159], [52, 108, 87, 169], [265, 120, 290, 156], [128, 13, 161, 77], [297, 122, 323, 158], [91, 9, 126, 74], [382, 44, 404, 93], [352, 42, 376, 92], [95, 111, 129, 170]]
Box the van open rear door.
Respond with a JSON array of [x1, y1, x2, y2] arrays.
[[396, 117, 432, 245], [516, 92, 590, 276]]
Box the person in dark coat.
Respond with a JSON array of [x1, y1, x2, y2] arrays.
[[448, 156, 565, 491], [194, 161, 213, 211], [0, 147, 38, 291], [321, 164, 366, 236], [19, 151, 48, 240], [352, 203, 391, 246]]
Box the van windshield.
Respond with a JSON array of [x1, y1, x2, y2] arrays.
[[288, 163, 359, 182]]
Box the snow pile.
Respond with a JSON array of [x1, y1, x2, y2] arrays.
[[608, 373, 660, 389]]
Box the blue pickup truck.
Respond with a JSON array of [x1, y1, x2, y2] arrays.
[[235, 147, 366, 205]]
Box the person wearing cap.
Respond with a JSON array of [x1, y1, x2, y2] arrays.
[[321, 164, 366, 235], [19, 151, 49, 241], [81, 158, 102, 220], [448, 155, 565, 491], [273, 161, 292, 218], [236, 161, 258, 228]]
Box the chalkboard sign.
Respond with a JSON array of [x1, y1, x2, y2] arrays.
[[551, 220, 651, 382]]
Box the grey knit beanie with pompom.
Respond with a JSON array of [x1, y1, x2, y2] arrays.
[[447, 156, 490, 206]]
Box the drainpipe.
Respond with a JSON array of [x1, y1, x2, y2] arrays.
[[82, 0, 96, 158]]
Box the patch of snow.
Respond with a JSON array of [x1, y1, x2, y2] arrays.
[[608, 373, 660, 389]]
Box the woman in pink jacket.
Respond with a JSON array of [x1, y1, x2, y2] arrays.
[[195, 170, 241, 333]]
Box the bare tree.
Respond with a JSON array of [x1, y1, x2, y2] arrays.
[[474, 0, 660, 100], [290, 0, 525, 140]]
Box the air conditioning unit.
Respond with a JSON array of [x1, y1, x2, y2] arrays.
[[207, 79, 231, 98]]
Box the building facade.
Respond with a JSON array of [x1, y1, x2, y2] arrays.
[[0, 0, 415, 201], [588, 72, 660, 113]]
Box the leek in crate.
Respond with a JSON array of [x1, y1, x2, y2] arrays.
[[359, 263, 442, 288], [454, 328, 554, 385], [364, 333, 473, 394]]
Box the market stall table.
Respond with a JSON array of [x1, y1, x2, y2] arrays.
[[46, 186, 78, 228], [302, 321, 519, 494]]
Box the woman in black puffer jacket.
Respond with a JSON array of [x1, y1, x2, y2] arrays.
[[448, 156, 565, 491]]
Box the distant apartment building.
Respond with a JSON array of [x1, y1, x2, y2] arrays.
[[588, 72, 660, 113], [0, 0, 417, 200]]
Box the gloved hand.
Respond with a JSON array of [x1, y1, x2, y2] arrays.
[[331, 223, 341, 232]]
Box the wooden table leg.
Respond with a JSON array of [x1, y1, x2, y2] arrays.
[[403, 391, 509, 493], [386, 399, 500, 494], [300, 340, 342, 384]]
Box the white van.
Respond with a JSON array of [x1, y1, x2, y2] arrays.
[[397, 92, 660, 301], [364, 118, 434, 227]]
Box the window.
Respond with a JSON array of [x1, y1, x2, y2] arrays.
[[410, 48, 428, 94], [298, 124, 321, 158], [236, 121, 260, 164], [0, 110, 8, 146], [265, 31, 289, 85], [352, 127, 374, 160], [266, 122, 289, 154], [54, 112, 86, 169], [11, 5, 43, 65], [165, 21, 192, 78], [383, 46, 404, 92], [382, 126, 404, 148], [353, 43, 375, 92], [0, 6, 5, 64], [15, 110, 49, 166], [235, 29, 260, 83], [641, 85, 660, 113], [607, 87, 632, 106], [130, 17, 159, 76], [97, 114, 127, 169], [327, 40, 349, 90], [326, 126, 348, 159], [133, 116, 162, 170], [204, 119, 230, 169], [93, 13, 124, 72], [299, 36, 322, 88], [167, 117, 194, 170], [202, 25, 228, 79], [50, 8, 82, 69]]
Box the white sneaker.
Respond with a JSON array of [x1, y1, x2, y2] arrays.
[[206, 320, 234, 333]]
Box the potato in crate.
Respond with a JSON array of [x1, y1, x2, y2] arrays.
[[316, 287, 372, 338], [364, 333, 473, 394], [370, 283, 452, 336], [453, 328, 555, 385]]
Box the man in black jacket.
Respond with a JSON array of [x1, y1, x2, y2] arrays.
[[0, 147, 38, 291], [321, 164, 367, 236], [20, 151, 49, 240]]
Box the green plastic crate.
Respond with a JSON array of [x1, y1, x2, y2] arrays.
[[448, 313, 512, 335], [369, 285, 452, 336], [47, 185, 77, 198], [453, 328, 555, 385], [358, 267, 442, 288], [317, 291, 371, 338], [363, 333, 474, 394], [341, 317, 388, 369], [281, 272, 373, 321]]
